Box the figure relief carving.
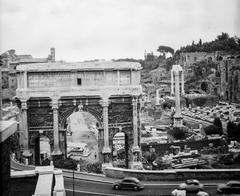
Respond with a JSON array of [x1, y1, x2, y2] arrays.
[[21, 101, 28, 110], [108, 102, 132, 124], [28, 107, 53, 127]]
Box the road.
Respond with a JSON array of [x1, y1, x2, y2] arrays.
[[11, 158, 239, 196], [63, 177, 221, 196]]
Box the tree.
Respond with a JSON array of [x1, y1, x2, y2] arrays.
[[157, 46, 174, 59], [204, 125, 223, 135], [213, 117, 223, 132], [199, 39, 202, 48], [167, 127, 188, 140], [216, 32, 229, 42]]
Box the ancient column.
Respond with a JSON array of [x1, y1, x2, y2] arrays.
[[171, 70, 174, 95], [156, 89, 160, 105], [21, 100, 32, 158], [52, 99, 61, 155], [172, 65, 183, 127], [23, 71, 28, 89], [100, 96, 111, 167], [132, 96, 140, 152], [181, 70, 185, 95], [175, 70, 181, 115]]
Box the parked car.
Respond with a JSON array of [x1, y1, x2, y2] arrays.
[[179, 179, 204, 192], [217, 181, 240, 194], [112, 177, 144, 191]]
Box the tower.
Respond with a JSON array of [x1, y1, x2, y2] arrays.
[[51, 48, 55, 62]]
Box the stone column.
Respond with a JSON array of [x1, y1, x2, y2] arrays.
[[132, 96, 140, 152], [174, 71, 181, 116], [156, 89, 160, 105], [172, 65, 183, 127], [21, 100, 29, 150], [100, 96, 111, 168], [52, 99, 61, 155], [171, 70, 174, 95], [181, 70, 185, 95], [131, 96, 142, 169], [23, 71, 28, 89], [20, 100, 32, 157]]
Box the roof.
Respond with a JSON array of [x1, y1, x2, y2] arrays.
[[16, 61, 142, 72], [17, 55, 33, 59], [123, 177, 139, 181], [19, 58, 48, 63]]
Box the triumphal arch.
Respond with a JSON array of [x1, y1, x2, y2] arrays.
[[16, 61, 142, 169]]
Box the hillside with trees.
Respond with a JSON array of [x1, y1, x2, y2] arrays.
[[111, 32, 240, 84]]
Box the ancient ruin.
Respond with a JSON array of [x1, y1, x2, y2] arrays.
[[16, 61, 143, 169]]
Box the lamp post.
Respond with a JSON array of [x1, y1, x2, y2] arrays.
[[73, 168, 75, 196], [0, 55, 2, 120]]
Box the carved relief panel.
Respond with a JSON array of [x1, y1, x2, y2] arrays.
[[28, 107, 53, 127], [28, 72, 76, 88], [108, 103, 132, 124]]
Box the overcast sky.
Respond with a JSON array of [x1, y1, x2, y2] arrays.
[[0, 0, 239, 62]]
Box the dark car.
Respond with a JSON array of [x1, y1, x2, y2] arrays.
[[112, 177, 144, 191], [179, 179, 204, 192], [217, 181, 240, 194]]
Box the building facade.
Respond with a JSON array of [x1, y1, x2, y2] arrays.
[[1, 48, 55, 99], [180, 52, 240, 103]]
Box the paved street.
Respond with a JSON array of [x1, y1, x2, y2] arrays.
[[67, 111, 99, 163]]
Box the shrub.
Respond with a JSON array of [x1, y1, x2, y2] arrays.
[[142, 151, 157, 163], [53, 157, 77, 170], [86, 162, 102, 174], [234, 153, 240, 164], [213, 117, 223, 132], [167, 127, 188, 140], [42, 158, 51, 166], [204, 125, 223, 135]]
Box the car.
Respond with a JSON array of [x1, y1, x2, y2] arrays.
[[217, 181, 240, 194], [112, 177, 144, 191], [179, 179, 204, 192]]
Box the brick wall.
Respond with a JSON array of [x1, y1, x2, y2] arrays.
[[0, 137, 11, 196]]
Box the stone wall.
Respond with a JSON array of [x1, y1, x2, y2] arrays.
[[0, 121, 17, 196], [104, 167, 240, 181], [0, 137, 11, 196], [185, 95, 219, 108]]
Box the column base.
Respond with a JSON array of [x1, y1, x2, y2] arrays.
[[130, 161, 143, 170], [22, 149, 33, 158], [132, 145, 140, 153], [51, 148, 62, 156], [102, 162, 112, 173], [173, 117, 183, 127], [102, 146, 111, 154]]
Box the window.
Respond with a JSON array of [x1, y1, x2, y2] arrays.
[[77, 78, 82, 85]]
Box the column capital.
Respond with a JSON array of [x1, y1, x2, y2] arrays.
[[51, 95, 60, 110], [52, 102, 59, 110], [99, 97, 111, 107]]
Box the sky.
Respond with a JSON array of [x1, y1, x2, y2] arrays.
[[0, 0, 239, 62]]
